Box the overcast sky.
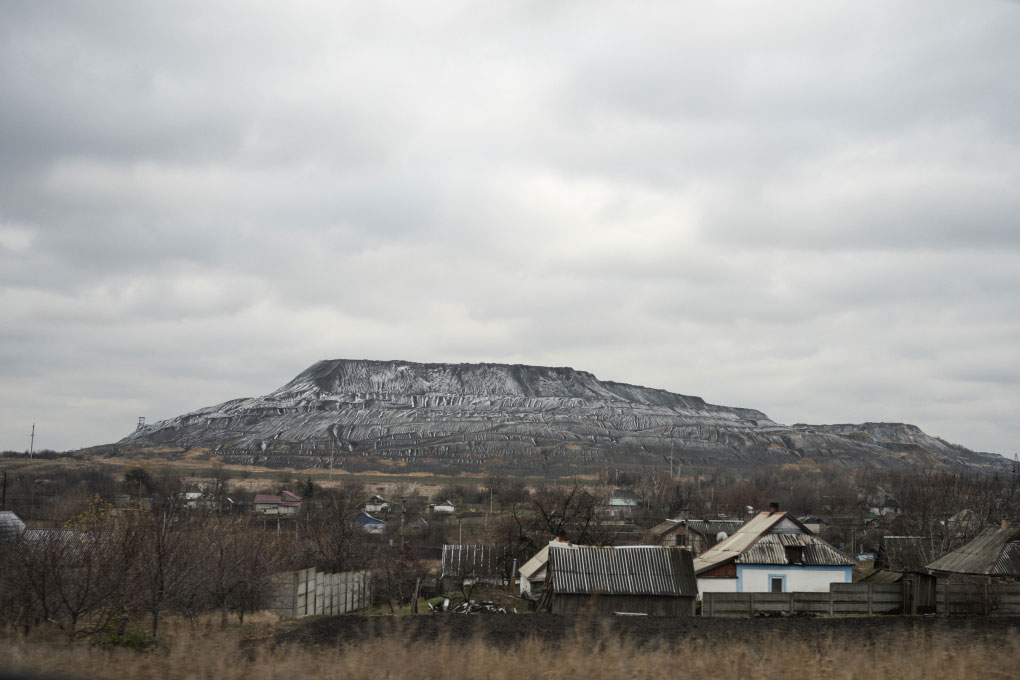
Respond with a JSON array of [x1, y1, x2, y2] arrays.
[[1, 1, 1018, 457]]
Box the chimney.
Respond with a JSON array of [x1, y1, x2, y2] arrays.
[[769, 502, 780, 515], [1002, 516, 1010, 530]]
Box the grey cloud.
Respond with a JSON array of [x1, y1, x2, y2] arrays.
[[0, 1, 1018, 456]]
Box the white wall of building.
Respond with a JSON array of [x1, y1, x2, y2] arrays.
[[697, 578, 738, 598], [737, 565, 851, 593]]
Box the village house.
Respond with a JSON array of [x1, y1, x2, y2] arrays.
[[604, 489, 641, 519], [693, 503, 854, 595], [364, 495, 390, 514], [430, 499, 456, 514], [540, 544, 698, 616], [354, 511, 387, 535], [642, 517, 743, 553], [253, 490, 302, 516]]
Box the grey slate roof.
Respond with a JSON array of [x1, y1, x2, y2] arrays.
[[687, 519, 744, 540], [926, 523, 1020, 577], [549, 545, 698, 597], [0, 511, 26, 541], [735, 533, 854, 566], [694, 511, 852, 574]]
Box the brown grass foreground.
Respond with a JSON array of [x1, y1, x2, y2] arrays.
[[4, 615, 1020, 680]]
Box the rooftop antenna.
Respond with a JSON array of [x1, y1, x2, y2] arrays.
[[137, 416, 146, 431], [29, 423, 35, 459]]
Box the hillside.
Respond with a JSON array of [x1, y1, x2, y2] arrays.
[[115, 359, 1005, 475]]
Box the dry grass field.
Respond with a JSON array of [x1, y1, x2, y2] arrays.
[[3, 614, 1020, 680]]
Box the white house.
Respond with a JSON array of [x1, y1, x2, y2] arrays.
[[253, 491, 302, 516], [364, 495, 390, 513], [693, 506, 854, 595], [431, 500, 456, 515]]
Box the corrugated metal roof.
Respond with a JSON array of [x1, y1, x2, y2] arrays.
[[549, 545, 697, 597], [735, 533, 853, 566], [693, 511, 851, 574], [686, 519, 744, 539], [693, 511, 794, 574], [926, 523, 1020, 576]]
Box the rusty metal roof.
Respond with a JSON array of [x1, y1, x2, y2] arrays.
[[549, 545, 697, 597], [735, 533, 853, 566], [926, 523, 1020, 577]]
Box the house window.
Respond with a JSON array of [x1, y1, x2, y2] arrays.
[[770, 576, 784, 593]]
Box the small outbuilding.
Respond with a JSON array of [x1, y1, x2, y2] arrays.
[[541, 545, 698, 616], [926, 519, 1020, 580]]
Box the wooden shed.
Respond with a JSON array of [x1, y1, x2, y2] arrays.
[[541, 546, 698, 616]]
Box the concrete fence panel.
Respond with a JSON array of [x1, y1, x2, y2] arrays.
[[272, 567, 374, 618]]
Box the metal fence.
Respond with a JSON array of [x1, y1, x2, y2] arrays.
[[702, 582, 1020, 618], [271, 567, 373, 618]]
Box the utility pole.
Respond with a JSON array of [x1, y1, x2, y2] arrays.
[[29, 423, 35, 459]]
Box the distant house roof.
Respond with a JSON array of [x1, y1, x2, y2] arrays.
[[693, 511, 852, 575], [642, 518, 743, 544], [254, 492, 302, 507], [367, 495, 388, 504], [686, 519, 744, 539], [926, 522, 1020, 577], [609, 489, 641, 506], [548, 545, 698, 597], [354, 512, 385, 526], [0, 511, 26, 540]]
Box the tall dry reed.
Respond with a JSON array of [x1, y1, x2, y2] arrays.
[[3, 622, 1019, 680]]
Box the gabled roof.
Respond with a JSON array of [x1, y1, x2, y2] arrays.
[[519, 540, 578, 580], [354, 512, 385, 525], [254, 494, 281, 504], [644, 518, 684, 541], [686, 519, 744, 539], [735, 533, 853, 566], [549, 545, 697, 597], [926, 522, 1020, 577], [693, 511, 851, 574], [642, 518, 744, 544]]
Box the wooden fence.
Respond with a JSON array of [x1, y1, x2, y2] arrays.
[[271, 567, 373, 618], [702, 582, 1020, 618]]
